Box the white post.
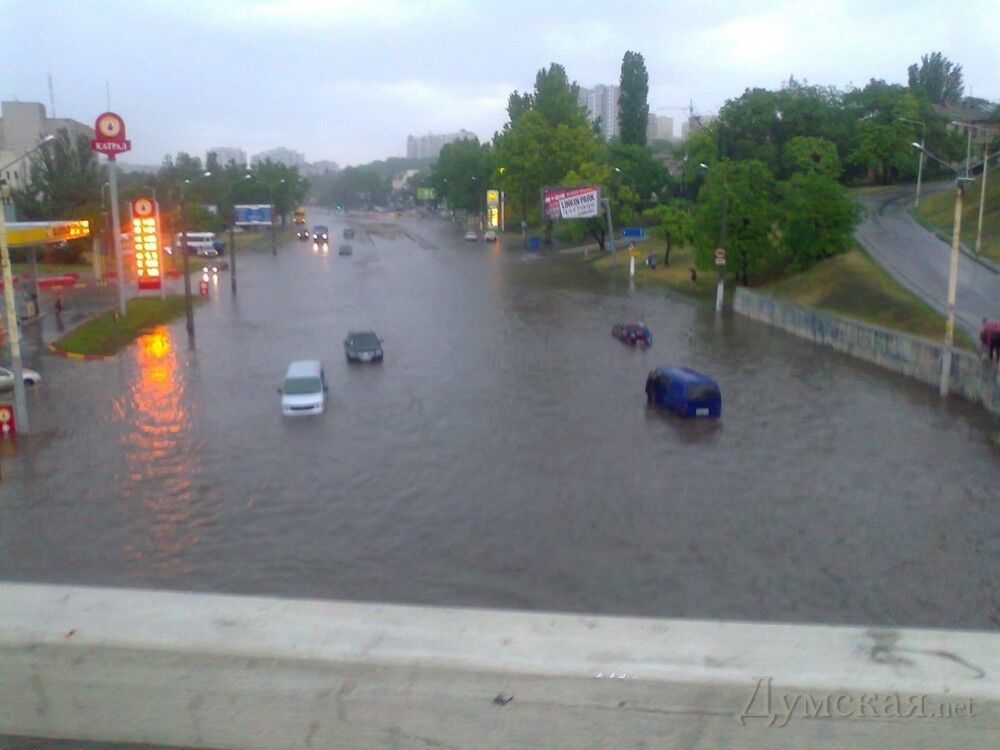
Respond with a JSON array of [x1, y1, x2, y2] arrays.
[[716, 273, 724, 313], [940, 183, 964, 397], [629, 254, 635, 279], [976, 146, 988, 255], [915, 138, 925, 208], [108, 157, 127, 317], [91, 236, 102, 281]]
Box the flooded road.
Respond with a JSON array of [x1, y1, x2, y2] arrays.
[[2, 209, 998, 630]]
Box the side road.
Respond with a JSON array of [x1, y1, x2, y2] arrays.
[[855, 183, 1000, 340]]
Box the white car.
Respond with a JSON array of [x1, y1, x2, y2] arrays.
[[0, 366, 41, 389], [464, 231, 478, 241], [483, 230, 497, 242], [279, 360, 327, 416]]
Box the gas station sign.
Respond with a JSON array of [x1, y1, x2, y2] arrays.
[[90, 112, 131, 156], [131, 197, 161, 290]]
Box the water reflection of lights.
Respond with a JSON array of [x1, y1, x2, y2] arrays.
[[120, 326, 204, 580]]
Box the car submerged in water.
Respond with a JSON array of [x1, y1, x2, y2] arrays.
[[612, 322, 652, 346], [645, 367, 721, 418]]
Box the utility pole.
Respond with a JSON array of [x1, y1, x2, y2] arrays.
[[179, 190, 194, 345], [603, 197, 616, 262], [0, 195, 29, 434], [107, 157, 127, 317], [941, 180, 964, 397], [230, 207, 237, 295], [975, 144, 989, 255]]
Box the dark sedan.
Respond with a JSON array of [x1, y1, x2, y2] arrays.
[[344, 331, 383, 363]]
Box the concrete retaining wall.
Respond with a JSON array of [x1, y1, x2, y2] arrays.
[[734, 287, 1000, 412], [1, 583, 998, 749]]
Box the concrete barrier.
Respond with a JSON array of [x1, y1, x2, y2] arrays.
[[1, 583, 997, 749], [733, 286, 1000, 412]]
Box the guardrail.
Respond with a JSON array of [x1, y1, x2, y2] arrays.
[[1, 583, 997, 749]]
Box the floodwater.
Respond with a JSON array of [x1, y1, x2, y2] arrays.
[[2, 210, 998, 630]]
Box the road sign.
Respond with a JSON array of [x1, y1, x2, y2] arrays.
[[621, 227, 646, 239], [715, 247, 726, 266], [0, 404, 15, 436], [90, 112, 131, 156]]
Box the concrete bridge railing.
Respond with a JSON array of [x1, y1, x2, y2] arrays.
[[1, 583, 997, 749]]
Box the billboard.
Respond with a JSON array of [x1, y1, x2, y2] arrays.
[[416, 187, 436, 201], [234, 204, 274, 226], [486, 189, 500, 207], [542, 186, 602, 220]]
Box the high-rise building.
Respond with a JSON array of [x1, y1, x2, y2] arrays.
[[206, 147, 247, 168], [405, 130, 477, 159], [0, 101, 93, 190], [578, 85, 620, 141], [301, 160, 340, 177], [251, 147, 306, 168], [646, 114, 674, 142]]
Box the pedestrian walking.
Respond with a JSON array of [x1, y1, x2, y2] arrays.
[[689, 267, 698, 284], [54, 295, 63, 316]]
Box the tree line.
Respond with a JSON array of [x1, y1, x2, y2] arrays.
[[425, 50, 992, 283]]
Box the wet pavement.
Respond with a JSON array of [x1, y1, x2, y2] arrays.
[[1, 209, 998, 630]]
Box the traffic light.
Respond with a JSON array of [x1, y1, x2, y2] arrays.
[[131, 197, 161, 291]]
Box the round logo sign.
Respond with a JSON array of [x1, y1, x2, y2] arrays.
[[133, 198, 154, 217], [0, 407, 11, 423], [97, 113, 124, 138]]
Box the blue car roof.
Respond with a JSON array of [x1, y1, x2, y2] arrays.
[[653, 366, 718, 385]]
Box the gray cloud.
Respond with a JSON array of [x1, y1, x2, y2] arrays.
[[1, 0, 996, 166]]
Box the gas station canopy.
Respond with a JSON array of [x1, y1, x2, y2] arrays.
[[6, 220, 90, 248]]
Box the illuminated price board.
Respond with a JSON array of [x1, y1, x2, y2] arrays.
[[131, 197, 161, 291]]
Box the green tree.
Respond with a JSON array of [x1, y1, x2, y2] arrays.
[[643, 203, 694, 265], [782, 136, 841, 180], [778, 172, 860, 272], [607, 142, 671, 207], [495, 110, 603, 227], [12, 128, 102, 233], [907, 52, 964, 105], [429, 137, 493, 213], [618, 50, 650, 146], [530, 63, 589, 129], [696, 160, 778, 284]]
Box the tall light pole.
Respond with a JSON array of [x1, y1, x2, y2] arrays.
[[700, 162, 727, 314], [899, 117, 926, 208], [975, 147, 998, 256], [911, 143, 973, 397], [178, 171, 212, 345], [0, 134, 55, 434]]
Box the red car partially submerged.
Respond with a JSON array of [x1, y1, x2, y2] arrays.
[[612, 322, 652, 347]]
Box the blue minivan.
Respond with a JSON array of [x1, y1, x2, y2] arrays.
[[645, 367, 722, 418]]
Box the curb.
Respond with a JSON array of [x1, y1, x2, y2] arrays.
[[46, 343, 116, 361]]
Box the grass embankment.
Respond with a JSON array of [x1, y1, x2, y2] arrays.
[[762, 248, 976, 349], [572, 240, 975, 348], [915, 173, 1000, 262], [575, 239, 721, 299], [54, 296, 194, 356]]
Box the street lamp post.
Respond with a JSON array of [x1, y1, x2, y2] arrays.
[[899, 117, 926, 208], [700, 162, 727, 314], [975, 147, 998, 256], [911, 143, 974, 397], [177, 171, 212, 345], [0, 134, 55, 434]]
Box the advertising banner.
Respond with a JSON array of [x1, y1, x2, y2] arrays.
[[542, 186, 602, 220], [234, 204, 274, 226]]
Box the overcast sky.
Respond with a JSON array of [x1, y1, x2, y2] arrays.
[[2, 0, 997, 167]]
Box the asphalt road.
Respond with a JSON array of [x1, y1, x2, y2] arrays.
[[855, 182, 999, 339]]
